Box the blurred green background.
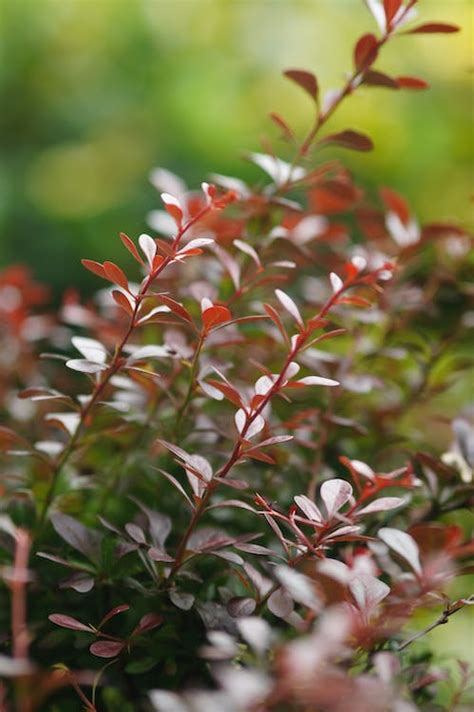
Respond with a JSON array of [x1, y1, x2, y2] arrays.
[[0, 0, 472, 296]]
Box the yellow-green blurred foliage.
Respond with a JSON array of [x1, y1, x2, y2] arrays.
[[0, 0, 472, 293]]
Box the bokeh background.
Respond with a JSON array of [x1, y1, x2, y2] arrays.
[[0, 0, 472, 298]]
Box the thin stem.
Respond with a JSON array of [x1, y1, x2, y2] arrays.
[[397, 601, 466, 652], [168, 283, 348, 578], [282, 4, 417, 190], [36, 205, 212, 533], [173, 332, 205, 437]]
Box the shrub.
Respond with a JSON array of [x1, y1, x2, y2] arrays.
[[0, 1, 472, 710]]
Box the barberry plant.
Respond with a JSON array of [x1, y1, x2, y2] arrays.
[[1, 1, 473, 710]]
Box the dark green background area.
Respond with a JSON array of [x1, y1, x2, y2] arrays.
[[0, 0, 472, 297]]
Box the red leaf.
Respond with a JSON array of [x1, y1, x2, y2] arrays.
[[89, 640, 125, 658], [354, 34, 379, 71], [396, 76, 429, 90], [154, 295, 193, 323], [383, 0, 402, 25], [206, 379, 243, 408], [363, 70, 399, 89], [49, 614, 92, 632], [320, 130, 373, 152], [120, 233, 143, 264], [202, 305, 232, 331], [98, 604, 130, 630], [283, 69, 319, 100], [263, 303, 289, 347], [103, 261, 129, 291], [406, 23, 459, 34], [337, 296, 372, 307], [112, 290, 134, 316], [81, 259, 107, 280], [132, 612, 164, 635], [269, 112, 293, 140], [380, 187, 410, 224], [0, 426, 24, 451]]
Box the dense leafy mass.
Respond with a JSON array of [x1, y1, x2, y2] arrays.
[[0, 1, 472, 710]]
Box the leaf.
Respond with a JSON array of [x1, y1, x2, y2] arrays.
[[320, 479, 353, 518], [363, 70, 399, 89], [268, 587, 294, 618], [103, 261, 129, 291], [48, 614, 92, 632], [120, 232, 143, 264], [295, 376, 340, 387], [66, 359, 107, 374], [379, 527, 422, 575], [383, 0, 402, 25], [81, 259, 107, 279], [0, 426, 25, 451], [112, 290, 134, 316], [89, 640, 125, 658], [349, 574, 390, 611], [235, 409, 265, 439], [283, 69, 319, 100], [275, 566, 321, 611], [294, 494, 323, 523], [357, 497, 406, 514], [71, 336, 107, 364], [321, 130, 373, 152], [380, 187, 410, 223], [51, 513, 102, 562], [227, 597, 256, 617], [98, 604, 130, 630], [396, 76, 429, 90], [133, 612, 164, 634], [169, 591, 195, 611], [154, 294, 193, 323], [125, 523, 147, 544], [129, 498, 172, 549], [406, 23, 459, 34], [275, 289, 303, 326], [330, 272, 344, 293], [234, 239, 261, 268], [202, 304, 232, 331], [236, 617, 272, 654], [354, 33, 379, 71], [161, 192, 183, 226], [269, 112, 293, 140], [138, 234, 158, 267]]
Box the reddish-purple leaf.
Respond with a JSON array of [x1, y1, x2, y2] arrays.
[[283, 69, 319, 100], [406, 23, 459, 34], [363, 70, 399, 89], [383, 0, 402, 25], [49, 614, 92, 632], [396, 76, 430, 90], [98, 604, 130, 630], [380, 187, 410, 223], [354, 33, 379, 71], [320, 130, 374, 152], [269, 112, 293, 140], [133, 612, 164, 634], [89, 640, 125, 658]]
